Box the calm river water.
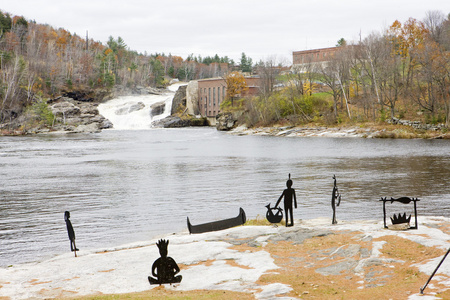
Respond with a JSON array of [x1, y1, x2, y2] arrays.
[[1, 128, 449, 267]]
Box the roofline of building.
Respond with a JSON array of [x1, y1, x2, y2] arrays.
[[292, 46, 338, 55], [198, 76, 260, 83]]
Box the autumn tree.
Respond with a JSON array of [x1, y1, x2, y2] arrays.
[[225, 71, 248, 106]]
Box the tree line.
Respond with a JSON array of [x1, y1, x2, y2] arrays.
[[0, 10, 255, 125], [2, 9, 449, 129], [242, 11, 450, 127]]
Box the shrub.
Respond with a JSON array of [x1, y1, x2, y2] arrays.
[[26, 99, 55, 126]]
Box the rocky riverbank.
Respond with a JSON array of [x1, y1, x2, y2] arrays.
[[0, 216, 449, 299], [0, 85, 168, 135], [227, 123, 450, 139]]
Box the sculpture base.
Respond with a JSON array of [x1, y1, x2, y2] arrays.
[[148, 275, 182, 285], [387, 223, 410, 231]]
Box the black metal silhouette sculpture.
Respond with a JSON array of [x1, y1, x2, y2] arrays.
[[420, 248, 450, 294], [64, 211, 78, 257], [148, 239, 182, 285], [331, 175, 341, 225], [274, 174, 297, 227], [187, 208, 246, 234], [265, 203, 283, 223], [379, 197, 420, 229]]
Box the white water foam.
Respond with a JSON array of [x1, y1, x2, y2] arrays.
[[98, 83, 186, 130]]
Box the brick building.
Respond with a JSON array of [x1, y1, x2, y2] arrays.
[[197, 76, 260, 122], [292, 47, 339, 71]]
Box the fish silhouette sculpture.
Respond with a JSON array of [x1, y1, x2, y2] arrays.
[[266, 203, 283, 223]]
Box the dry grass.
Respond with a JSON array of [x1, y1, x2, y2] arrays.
[[255, 231, 448, 299], [244, 216, 285, 226], [69, 287, 256, 300]]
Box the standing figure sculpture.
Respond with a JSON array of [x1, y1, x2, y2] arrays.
[[275, 174, 297, 227], [331, 175, 341, 224], [64, 211, 79, 257], [148, 239, 182, 285]]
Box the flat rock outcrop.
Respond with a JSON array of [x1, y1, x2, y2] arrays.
[[44, 97, 113, 134]]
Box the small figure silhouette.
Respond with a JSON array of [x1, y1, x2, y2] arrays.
[[64, 211, 79, 256], [331, 175, 341, 224], [275, 174, 297, 227], [148, 239, 182, 285]]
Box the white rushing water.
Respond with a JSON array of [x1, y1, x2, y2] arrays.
[[98, 83, 186, 130]]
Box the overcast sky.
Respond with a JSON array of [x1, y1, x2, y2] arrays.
[[1, 0, 449, 63]]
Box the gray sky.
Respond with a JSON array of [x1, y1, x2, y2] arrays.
[[1, 0, 449, 63]]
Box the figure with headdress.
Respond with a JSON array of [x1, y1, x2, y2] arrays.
[[148, 239, 182, 285], [331, 175, 341, 224], [274, 174, 297, 227], [64, 211, 79, 256]]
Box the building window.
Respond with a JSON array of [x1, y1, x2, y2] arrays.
[[217, 87, 220, 103], [213, 87, 216, 106], [208, 88, 211, 105]]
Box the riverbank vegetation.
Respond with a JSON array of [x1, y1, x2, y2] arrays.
[[226, 11, 450, 135], [0, 10, 242, 131], [1, 9, 449, 136]]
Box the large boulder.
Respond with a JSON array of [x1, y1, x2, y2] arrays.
[[171, 85, 187, 115], [115, 102, 145, 115], [150, 101, 166, 117], [71, 123, 101, 133], [216, 112, 239, 131], [151, 116, 191, 128], [186, 81, 199, 115]]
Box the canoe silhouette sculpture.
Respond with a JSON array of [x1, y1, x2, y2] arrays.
[[187, 207, 246, 234]]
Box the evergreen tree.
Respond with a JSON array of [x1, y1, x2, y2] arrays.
[[0, 12, 12, 36], [240, 52, 253, 73]]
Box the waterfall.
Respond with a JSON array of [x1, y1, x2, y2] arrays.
[[98, 83, 186, 130]]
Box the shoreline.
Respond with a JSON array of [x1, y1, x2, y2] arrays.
[[1, 216, 449, 300], [2, 116, 450, 139], [228, 124, 450, 139]]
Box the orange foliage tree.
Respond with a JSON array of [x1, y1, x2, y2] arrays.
[[225, 71, 248, 106]]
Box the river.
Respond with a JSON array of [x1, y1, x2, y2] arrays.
[[1, 128, 449, 267]]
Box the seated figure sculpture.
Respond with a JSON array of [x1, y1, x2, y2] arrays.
[[148, 239, 182, 285]]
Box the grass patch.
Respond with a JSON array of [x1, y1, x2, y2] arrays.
[[68, 287, 256, 300], [244, 216, 285, 226]]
